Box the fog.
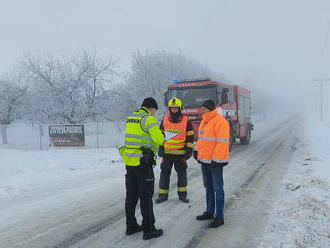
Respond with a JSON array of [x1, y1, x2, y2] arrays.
[[1, 0, 330, 119]]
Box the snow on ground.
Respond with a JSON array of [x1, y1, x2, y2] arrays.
[[0, 148, 122, 200], [259, 120, 330, 248], [0, 116, 329, 247]]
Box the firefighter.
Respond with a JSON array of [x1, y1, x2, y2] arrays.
[[119, 97, 164, 240], [194, 99, 229, 228], [155, 97, 194, 204]]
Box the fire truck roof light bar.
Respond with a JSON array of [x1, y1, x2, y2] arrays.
[[171, 78, 211, 84], [171, 80, 182, 84]]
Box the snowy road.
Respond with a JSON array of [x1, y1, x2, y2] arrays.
[[0, 118, 301, 248]]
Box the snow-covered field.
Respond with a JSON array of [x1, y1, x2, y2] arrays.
[[0, 148, 122, 200], [260, 120, 330, 248], [0, 116, 329, 247]]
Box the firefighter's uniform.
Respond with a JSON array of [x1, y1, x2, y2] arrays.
[[119, 101, 164, 239], [155, 98, 194, 203]]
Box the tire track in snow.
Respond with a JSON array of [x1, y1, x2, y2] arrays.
[[184, 121, 298, 248]]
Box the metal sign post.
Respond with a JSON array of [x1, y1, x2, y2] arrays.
[[313, 78, 330, 121]]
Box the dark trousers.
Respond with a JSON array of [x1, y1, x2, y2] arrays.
[[125, 162, 155, 232], [158, 157, 188, 197]]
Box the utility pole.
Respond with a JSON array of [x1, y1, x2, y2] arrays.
[[313, 78, 330, 121], [313, 23, 330, 121]]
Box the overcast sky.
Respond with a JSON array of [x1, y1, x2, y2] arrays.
[[1, 0, 330, 117]]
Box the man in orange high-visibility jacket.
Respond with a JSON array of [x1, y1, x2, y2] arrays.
[[194, 99, 229, 228], [155, 97, 194, 204]]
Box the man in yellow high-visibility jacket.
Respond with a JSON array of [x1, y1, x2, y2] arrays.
[[120, 97, 164, 240]]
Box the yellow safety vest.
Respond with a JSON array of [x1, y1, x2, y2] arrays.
[[120, 107, 164, 166], [163, 115, 189, 155]]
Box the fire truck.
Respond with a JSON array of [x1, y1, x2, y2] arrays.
[[164, 78, 253, 151]]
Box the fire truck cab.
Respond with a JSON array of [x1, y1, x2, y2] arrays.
[[164, 78, 253, 151]]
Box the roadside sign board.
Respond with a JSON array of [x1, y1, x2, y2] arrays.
[[49, 124, 85, 147]]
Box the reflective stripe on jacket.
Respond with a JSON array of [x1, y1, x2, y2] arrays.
[[196, 109, 229, 164], [163, 115, 188, 155], [122, 107, 164, 166]]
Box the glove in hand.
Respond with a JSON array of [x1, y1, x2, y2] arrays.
[[211, 160, 228, 167]]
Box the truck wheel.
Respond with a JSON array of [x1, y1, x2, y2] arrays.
[[240, 127, 251, 145]]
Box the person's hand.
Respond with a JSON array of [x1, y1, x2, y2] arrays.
[[158, 147, 164, 157], [183, 154, 191, 161], [211, 161, 228, 167], [184, 148, 193, 160]]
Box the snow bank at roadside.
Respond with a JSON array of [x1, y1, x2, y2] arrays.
[[259, 120, 330, 248]]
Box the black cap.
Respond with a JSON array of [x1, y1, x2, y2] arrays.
[[202, 99, 216, 111], [141, 97, 158, 110]]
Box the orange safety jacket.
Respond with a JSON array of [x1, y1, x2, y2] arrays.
[[163, 115, 191, 155], [195, 109, 229, 164]]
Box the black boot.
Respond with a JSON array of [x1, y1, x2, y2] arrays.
[[155, 195, 168, 204], [179, 196, 190, 203], [196, 211, 214, 221], [143, 227, 163, 240], [208, 217, 224, 228], [126, 223, 143, 235]]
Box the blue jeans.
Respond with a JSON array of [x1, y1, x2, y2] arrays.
[[201, 164, 224, 218]]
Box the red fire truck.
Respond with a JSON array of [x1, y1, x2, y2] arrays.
[[164, 78, 253, 151]]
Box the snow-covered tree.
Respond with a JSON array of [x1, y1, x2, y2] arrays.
[[121, 50, 224, 115], [21, 51, 118, 123], [0, 73, 28, 144], [80, 51, 119, 121]]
